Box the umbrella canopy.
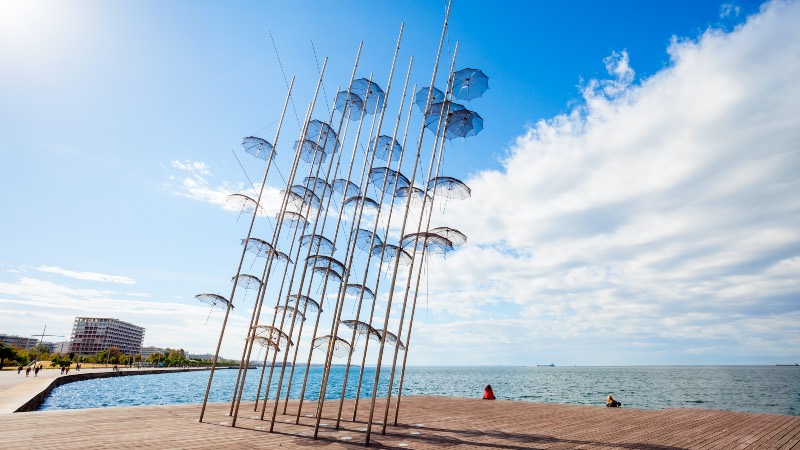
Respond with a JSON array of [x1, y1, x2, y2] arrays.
[[450, 68, 489, 100]]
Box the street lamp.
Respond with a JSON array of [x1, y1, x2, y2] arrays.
[[28, 325, 64, 367]]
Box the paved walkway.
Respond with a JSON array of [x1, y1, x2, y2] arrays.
[[2, 396, 798, 449]]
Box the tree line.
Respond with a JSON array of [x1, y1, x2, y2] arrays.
[[0, 342, 237, 369]]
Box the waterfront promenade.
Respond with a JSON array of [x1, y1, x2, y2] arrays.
[[0, 366, 205, 413], [1, 383, 798, 449], [1, 369, 798, 448]]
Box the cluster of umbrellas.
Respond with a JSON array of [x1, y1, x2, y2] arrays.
[[194, 57, 489, 445], [417, 68, 488, 140]]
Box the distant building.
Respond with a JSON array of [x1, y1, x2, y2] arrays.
[[0, 334, 52, 350], [140, 346, 166, 358], [69, 318, 145, 356], [53, 341, 71, 354]]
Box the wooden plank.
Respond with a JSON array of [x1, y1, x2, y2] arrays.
[[0, 397, 797, 449]]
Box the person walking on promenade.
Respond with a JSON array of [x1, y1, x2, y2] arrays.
[[34, 365, 40, 377], [18, 365, 23, 374], [25, 366, 31, 377], [483, 384, 496, 400]]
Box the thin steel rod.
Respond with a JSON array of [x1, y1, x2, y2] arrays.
[[262, 82, 356, 430], [279, 114, 356, 415], [229, 104, 311, 424], [290, 95, 373, 424], [235, 94, 337, 422], [229, 59, 329, 426], [352, 81, 416, 421], [228, 94, 319, 418], [247, 80, 343, 412], [382, 49, 459, 432], [199, 77, 294, 423], [273, 109, 354, 415], [335, 57, 413, 427], [309, 79, 384, 436], [364, 2, 452, 444], [258, 46, 362, 420], [314, 24, 404, 437]]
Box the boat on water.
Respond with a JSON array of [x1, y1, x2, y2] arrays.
[[776, 363, 799, 366], [537, 363, 555, 367]]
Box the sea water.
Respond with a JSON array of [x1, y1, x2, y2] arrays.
[[39, 365, 800, 415]]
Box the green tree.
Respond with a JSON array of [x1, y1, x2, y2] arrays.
[[0, 342, 18, 369], [147, 352, 164, 366], [30, 344, 51, 363], [95, 346, 123, 365], [50, 353, 72, 369], [165, 348, 187, 367]]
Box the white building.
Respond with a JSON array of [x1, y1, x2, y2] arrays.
[[69, 317, 145, 356], [53, 341, 71, 354], [140, 346, 166, 358]]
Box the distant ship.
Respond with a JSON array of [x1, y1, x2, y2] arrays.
[[537, 363, 555, 367], [776, 363, 799, 366]]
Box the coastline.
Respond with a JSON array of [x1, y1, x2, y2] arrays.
[[0, 367, 208, 413], [2, 368, 798, 447], [21, 365, 800, 416]]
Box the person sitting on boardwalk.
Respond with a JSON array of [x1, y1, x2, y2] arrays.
[[606, 395, 621, 407], [483, 384, 496, 400]]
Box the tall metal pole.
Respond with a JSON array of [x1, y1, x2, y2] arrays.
[[295, 74, 383, 431], [351, 81, 416, 422], [252, 44, 362, 418], [313, 23, 404, 438], [277, 97, 360, 415], [290, 84, 373, 424], [383, 50, 459, 431], [233, 80, 342, 422], [228, 60, 331, 417], [263, 114, 352, 416], [199, 76, 294, 423], [261, 85, 355, 429], [229, 59, 331, 427], [364, 1, 452, 444], [335, 57, 413, 427], [234, 100, 311, 414]]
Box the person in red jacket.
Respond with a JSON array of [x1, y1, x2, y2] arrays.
[[483, 384, 496, 400]]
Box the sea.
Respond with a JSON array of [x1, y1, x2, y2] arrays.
[[39, 365, 800, 416]]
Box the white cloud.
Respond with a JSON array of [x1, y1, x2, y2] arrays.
[[142, 1, 800, 366], [413, 0, 800, 364], [165, 158, 285, 216], [37, 266, 136, 284], [721, 3, 742, 18], [0, 274, 244, 355]]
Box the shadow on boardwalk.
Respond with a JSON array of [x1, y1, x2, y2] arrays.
[[388, 424, 685, 450]]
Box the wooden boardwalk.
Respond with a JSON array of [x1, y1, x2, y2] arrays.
[[2, 396, 798, 449]]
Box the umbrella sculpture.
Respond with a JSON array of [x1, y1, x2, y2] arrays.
[[195, 293, 233, 325], [449, 68, 489, 101], [241, 136, 275, 161]]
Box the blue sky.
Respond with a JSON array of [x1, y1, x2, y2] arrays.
[[1, 0, 797, 366]]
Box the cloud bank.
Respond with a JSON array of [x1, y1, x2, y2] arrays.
[[419, 0, 800, 364], [151, 1, 800, 365], [37, 266, 136, 284]]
